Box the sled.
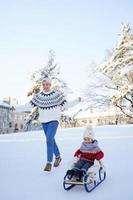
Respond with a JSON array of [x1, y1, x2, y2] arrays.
[[63, 161, 106, 192]]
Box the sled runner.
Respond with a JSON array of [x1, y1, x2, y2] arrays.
[[63, 160, 106, 192]]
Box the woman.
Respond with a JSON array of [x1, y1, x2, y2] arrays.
[[30, 77, 80, 172]]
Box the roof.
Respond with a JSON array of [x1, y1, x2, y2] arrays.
[[0, 101, 14, 109]]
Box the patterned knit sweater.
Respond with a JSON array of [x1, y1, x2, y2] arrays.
[[74, 140, 104, 162], [30, 90, 67, 123]]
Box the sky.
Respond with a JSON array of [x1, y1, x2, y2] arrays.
[[0, 0, 133, 104]]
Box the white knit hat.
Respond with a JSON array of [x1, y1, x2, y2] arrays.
[[42, 77, 52, 84], [83, 125, 94, 139]]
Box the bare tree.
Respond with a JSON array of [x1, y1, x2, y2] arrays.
[[84, 60, 114, 110]]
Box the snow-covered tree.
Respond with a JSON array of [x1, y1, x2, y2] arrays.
[[26, 49, 72, 123], [27, 49, 69, 96], [99, 24, 133, 119]]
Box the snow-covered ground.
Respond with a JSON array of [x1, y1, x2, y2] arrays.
[[0, 125, 133, 200]]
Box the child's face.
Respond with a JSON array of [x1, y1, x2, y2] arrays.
[[83, 137, 93, 144]]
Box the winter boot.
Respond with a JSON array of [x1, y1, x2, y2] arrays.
[[74, 170, 84, 182], [44, 163, 52, 172], [53, 156, 62, 167], [66, 169, 75, 179]]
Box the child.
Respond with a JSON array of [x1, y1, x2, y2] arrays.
[[67, 125, 104, 181]]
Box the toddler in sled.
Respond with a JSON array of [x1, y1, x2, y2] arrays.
[[66, 125, 104, 182]]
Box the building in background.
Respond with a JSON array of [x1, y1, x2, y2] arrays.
[[61, 102, 132, 128], [0, 98, 28, 134], [0, 101, 14, 134], [1, 96, 132, 133]]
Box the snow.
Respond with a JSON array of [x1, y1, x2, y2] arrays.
[[0, 100, 13, 109], [14, 103, 32, 112], [0, 125, 133, 200]]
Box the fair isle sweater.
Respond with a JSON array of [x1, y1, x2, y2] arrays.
[[30, 90, 78, 123]]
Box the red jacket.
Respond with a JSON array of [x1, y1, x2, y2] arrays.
[[74, 148, 104, 162]]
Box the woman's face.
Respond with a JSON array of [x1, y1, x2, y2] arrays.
[[43, 80, 51, 92]]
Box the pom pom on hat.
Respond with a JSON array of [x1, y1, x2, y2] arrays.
[[83, 125, 94, 139]]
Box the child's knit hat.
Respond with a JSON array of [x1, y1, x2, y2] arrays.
[[83, 125, 94, 139]]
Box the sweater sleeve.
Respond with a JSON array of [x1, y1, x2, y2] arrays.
[[74, 149, 82, 157], [64, 98, 81, 110], [15, 102, 34, 112], [95, 151, 104, 161]]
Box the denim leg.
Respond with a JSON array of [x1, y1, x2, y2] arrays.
[[53, 139, 60, 157], [82, 161, 94, 173], [42, 121, 60, 163], [74, 159, 85, 170], [42, 123, 48, 136], [48, 121, 60, 158], [42, 122, 49, 161]]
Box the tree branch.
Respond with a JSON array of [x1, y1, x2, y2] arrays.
[[124, 96, 133, 106], [116, 104, 133, 118]]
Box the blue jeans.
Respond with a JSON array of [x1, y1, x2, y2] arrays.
[[74, 159, 94, 173], [42, 121, 60, 163]]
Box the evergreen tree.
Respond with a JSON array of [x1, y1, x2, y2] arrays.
[[27, 49, 68, 96], [26, 49, 71, 124]]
